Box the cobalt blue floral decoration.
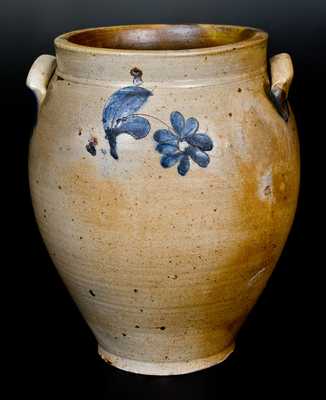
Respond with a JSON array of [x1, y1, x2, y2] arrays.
[[101, 76, 213, 176], [153, 111, 214, 176], [102, 86, 153, 159]]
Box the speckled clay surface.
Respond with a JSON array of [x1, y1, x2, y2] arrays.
[[27, 25, 300, 375]]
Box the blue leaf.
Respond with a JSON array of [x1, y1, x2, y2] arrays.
[[103, 86, 153, 131], [105, 115, 151, 160], [114, 115, 151, 139], [186, 133, 213, 151], [170, 111, 185, 136], [104, 130, 118, 159], [177, 155, 190, 176], [186, 146, 210, 168], [156, 143, 179, 155]]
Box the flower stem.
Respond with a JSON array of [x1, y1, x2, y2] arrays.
[[133, 113, 172, 131]]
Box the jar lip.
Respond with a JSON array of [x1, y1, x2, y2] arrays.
[[54, 24, 268, 57]]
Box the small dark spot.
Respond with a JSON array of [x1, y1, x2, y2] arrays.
[[85, 143, 96, 155], [160, 326, 166, 331], [213, 209, 217, 212], [238, 88, 242, 92], [67, 82, 71, 86], [264, 185, 272, 196], [135, 325, 140, 328], [78, 129, 82, 136], [56, 76, 64, 81], [58, 185, 62, 190], [228, 112, 232, 117], [80, 236, 83, 240], [36, 180, 39, 184], [89, 289, 95, 297], [134, 289, 138, 293], [122, 333, 127, 337], [165, 355, 169, 360], [114, 336, 118, 340], [130, 67, 143, 85], [140, 309, 143, 312], [86, 137, 98, 156]]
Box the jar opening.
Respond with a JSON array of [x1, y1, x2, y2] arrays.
[[65, 24, 260, 51]]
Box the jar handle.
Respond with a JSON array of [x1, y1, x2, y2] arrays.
[[269, 53, 294, 122], [26, 55, 57, 106]]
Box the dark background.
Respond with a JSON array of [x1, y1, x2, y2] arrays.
[[3, 0, 324, 397]]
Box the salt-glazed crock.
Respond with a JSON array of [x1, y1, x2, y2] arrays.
[[27, 24, 300, 375]]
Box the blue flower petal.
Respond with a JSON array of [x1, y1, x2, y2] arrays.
[[161, 153, 183, 168], [186, 146, 210, 168], [156, 143, 179, 155], [153, 129, 178, 145], [177, 155, 190, 176], [183, 117, 199, 138], [170, 111, 185, 136], [186, 133, 213, 151]]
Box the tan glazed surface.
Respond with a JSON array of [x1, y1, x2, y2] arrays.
[[27, 25, 300, 375]]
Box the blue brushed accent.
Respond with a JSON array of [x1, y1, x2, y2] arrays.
[[154, 111, 213, 176], [98, 79, 214, 176], [103, 86, 152, 159]]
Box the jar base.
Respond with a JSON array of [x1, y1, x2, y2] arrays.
[[98, 342, 235, 376]]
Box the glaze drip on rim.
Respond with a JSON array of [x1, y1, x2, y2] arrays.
[[55, 24, 268, 55]]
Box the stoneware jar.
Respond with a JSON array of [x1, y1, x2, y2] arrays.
[[27, 24, 300, 375]]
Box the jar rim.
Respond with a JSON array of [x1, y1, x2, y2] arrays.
[[54, 24, 268, 57]]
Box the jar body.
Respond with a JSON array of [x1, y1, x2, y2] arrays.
[[28, 26, 300, 375]]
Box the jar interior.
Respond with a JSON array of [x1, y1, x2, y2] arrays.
[[66, 25, 256, 51]]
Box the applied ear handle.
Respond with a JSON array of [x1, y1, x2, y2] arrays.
[[269, 53, 294, 122], [26, 55, 57, 106]]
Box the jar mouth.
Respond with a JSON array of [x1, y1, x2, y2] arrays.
[[55, 24, 267, 55]]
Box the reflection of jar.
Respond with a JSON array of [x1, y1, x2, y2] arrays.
[[27, 24, 300, 375]]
